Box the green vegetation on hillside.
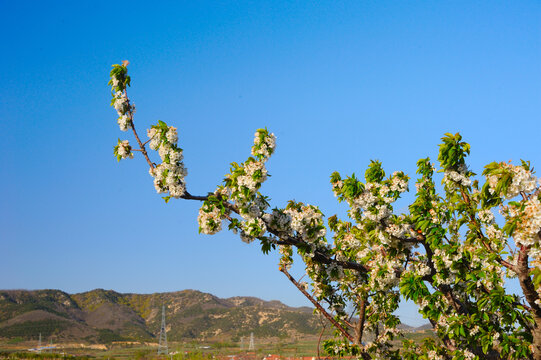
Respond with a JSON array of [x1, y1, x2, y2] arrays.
[[0, 289, 324, 344]]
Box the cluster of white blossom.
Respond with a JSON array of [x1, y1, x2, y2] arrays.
[[431, 247, 466, 286], [115, 140, 133, 159], [385, 222, 413, 239], [338, 233, 362, 251], [233, 131, 275, 198], [348, 175, 408, 225], [485, 224, 504, 241], [201, 129, 276, 243], [234, 195, 269, 244], [368, 256, 400, 291], [390, 171, 408, 192], [251, 129, 276, 159], [111, 90, 134, 132], [147, 125, 187, 198], [506, 197, 541, 248], [409, 260, 431, 277], [487, 162, 538, 199], [428, 208, 440, 224], [364, 204, 392, 222], [331, 179, 343, 197], [414, 179, 427, 193], [463, 245, 506, 290], [328, 342, 347, 356], [443, 164, 471, 187], [326, 263, 344, 281], [426, 350, 445, 360], [480, 261, 505, 291], [354, 184, 379, 209], [354, 246, 372, 262], [236, 160, 267, 192], [311, 280, 325, 298], [205, 130, 277, 242], [198, 202, 223, 235], [262, 209, 292, 233], [278, 245, 293, 270], [462, 349, 476, 360], [118, 115, 131, 131], [478, 208, 495, 224], [284, 204, 326, 244], [372, 326, 400, 346], [242, 217, 267, 238]]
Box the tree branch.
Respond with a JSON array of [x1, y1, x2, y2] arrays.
[[355, 297, 367, 346], [124, 87, 154, 170], [279, 267, 355, 343], [516, 245, 541, 318]]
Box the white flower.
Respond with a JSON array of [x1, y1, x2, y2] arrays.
[[237, 160, 267, 192], [117, 115, 130, 131], [443, 169, 471, 187], [117, 140, 133, 159], [198, 204, 223, 235], [251, 129, 276, 160], [113, 91, 129, 115], [487, 163, 537, 199], [478, 209, 495, 224], [508, 197, 541, 247], [390, 173, 408, 192], [166, 126, 178, 143], [284, 204, 326, 243], [147, 125, 188, 198]]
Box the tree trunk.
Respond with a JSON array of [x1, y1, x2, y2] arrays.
[[532, 318, 541, 360]]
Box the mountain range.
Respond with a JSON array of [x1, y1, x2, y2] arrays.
[[0, 289, 321, 343]]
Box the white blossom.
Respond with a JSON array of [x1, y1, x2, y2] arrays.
[[443, 169, 471, 187], [478, 209, 495, 224], [251, 129, 276, 160], [507, 197, 541, 248], [147, 125, 188, 198], [487, 162, 537, 199], [284, 204, 326, 243], [116, 140, 133, 159], [117, 114, 130, 131], [198, 204, 223, 235]]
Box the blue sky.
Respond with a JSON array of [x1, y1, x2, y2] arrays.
[[1, 1, 540, 326]]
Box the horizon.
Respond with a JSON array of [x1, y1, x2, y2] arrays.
[[0, 287, 431, 327]]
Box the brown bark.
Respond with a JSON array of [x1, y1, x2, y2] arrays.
[[355, 298, 367, 346], [279, 267, 355, 343], [516, 244, 541, 359]]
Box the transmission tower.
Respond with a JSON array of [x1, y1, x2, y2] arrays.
[[240, 336, 244, 350], [157, 305, 168, 355], [248, 332, 255, 351], [38, 333, 42, 353]]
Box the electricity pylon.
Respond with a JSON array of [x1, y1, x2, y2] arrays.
[[248, 332, 255, 351], [157, 305, 168, 355]]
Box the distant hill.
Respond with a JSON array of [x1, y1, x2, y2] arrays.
[[0, 289, 320, 343]]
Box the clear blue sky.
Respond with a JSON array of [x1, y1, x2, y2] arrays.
[[1, 1, 540, 327]]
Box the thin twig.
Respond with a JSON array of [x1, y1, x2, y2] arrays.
[[123, 87, 154, 169], [317, 322, 326, 360]]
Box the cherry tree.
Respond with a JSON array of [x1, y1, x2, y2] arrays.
[[109, 62, 541, 360]]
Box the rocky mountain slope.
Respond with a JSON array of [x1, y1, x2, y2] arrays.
[[0, 289, 320, 343]]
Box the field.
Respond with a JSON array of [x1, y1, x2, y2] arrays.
[[0, 330, 436, 359]]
